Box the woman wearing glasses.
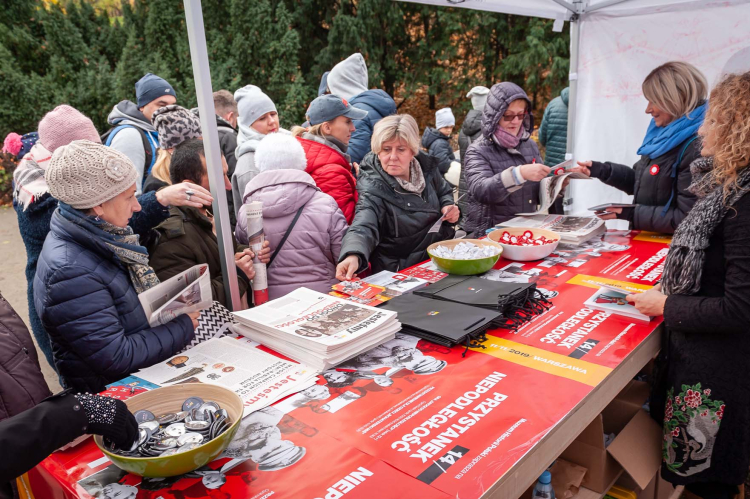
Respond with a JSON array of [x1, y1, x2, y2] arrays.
[[572, 62, 707, 234], [462, 82, 547, 236]]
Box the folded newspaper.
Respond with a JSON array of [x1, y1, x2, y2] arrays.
[[517, 170, 589, 216], [138, 264, 212, 326], [134, 336, 318, 417], [232, 288, 401, 370], [497, 214, 606, 245]]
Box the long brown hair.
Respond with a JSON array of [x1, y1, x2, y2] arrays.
[[700, 72, 750, 198]]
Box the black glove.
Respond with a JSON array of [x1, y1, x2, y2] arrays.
[[74, 393, 138, 448]]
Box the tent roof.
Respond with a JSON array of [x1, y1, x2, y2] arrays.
[[399, 0, 702, 20]]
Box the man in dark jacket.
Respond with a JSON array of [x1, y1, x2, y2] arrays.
[[148, 139, 268, 308], [327, 53, 397, 164], [421, 108, 456, 176], [458, 86, 489, 226], [193, 90, 240, 229], [104, 73, 177, 194], [463, 82, 546, 235]]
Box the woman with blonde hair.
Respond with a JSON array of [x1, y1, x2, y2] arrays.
[[336, 114, 459, 279], [628, 71, 750, 498], [573, 61, 708, 233]]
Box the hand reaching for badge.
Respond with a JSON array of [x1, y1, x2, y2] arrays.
[[571, 160, 592, 177], [518, 163, 551, 182], [441, 205, 460, 224], [336, 255, 361, 281]]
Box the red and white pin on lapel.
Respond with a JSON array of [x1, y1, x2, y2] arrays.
[[649, 164, 660, 176]]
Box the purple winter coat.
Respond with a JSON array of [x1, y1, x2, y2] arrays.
[[235, 170, 348, 300], [463, 82, 543, 235]]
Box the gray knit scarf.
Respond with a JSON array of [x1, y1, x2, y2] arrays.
[[661, 157, 750, 296], [394, 158, 426, 194]]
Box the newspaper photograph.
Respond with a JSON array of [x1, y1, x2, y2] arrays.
[[233, 288, 397, 347], [135, 336, 318, 417], [138, 264, 212, 326]]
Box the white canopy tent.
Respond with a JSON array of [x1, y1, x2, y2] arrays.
[[400, 0, 750, 215], [182, 0, 750, 307]]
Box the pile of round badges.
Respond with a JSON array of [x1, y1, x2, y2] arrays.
[[497, 230, 556, 247], [104, 397, 232, 458]]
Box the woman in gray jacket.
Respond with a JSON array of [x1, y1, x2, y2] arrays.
[[463, 82, 547, 236]]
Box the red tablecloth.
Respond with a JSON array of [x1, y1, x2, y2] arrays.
[[30, 230, 670, 499]]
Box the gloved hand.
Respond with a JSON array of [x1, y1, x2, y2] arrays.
[[74, 393, 138, 448]]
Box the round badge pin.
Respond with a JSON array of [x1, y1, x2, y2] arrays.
[[182, 397, 204, 412], [650, 164, 660, 175], [134, 410, 156, 423]]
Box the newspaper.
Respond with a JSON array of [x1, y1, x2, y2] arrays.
[[245, 201, 269, 305], [517, 171, 589, 216], [135, 336, 318, 417], [234, 288, 397, 349], [138, 264, 212, 326]]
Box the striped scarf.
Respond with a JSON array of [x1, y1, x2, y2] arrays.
[[661, 157, 750, 296], [12, 143, 52, 211]]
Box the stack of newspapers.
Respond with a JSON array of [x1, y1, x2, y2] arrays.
[[233, 288, 401, 370]]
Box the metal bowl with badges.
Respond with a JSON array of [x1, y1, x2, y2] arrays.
[[94, 384, 243, 477]]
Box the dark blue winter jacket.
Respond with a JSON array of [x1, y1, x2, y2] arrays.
[[421, 127, 454, 175], [15, 191, 170, 371], [33, 210, 194, 393], [348, 90, 397, 164]]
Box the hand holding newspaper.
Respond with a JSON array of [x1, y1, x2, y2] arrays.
[[138, 264, 212, 326], [516, 160, 588, 216]]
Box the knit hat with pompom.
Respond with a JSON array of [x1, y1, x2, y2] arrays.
[[46, 140, 138, 209]]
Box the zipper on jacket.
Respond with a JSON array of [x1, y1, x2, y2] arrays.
[[389, 205, 399, 237]]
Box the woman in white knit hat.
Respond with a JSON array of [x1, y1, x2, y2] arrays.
[[235, 133, 348, 299], [34, 140, 198, 392]]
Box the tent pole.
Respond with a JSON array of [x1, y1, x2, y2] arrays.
[[183, 0, 242, 311], [565, 14, 580, 157]]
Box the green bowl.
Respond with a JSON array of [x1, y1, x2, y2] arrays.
[[426, 239, 503, 275], [94, 384, 243, 477]]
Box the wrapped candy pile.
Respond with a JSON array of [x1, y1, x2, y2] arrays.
[[497, 231, 556, 247], [430, 242, 501, 260]]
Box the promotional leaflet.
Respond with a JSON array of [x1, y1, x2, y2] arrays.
[[135, 337, 318, 417]]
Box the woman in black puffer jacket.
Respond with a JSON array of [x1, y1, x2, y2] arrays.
[[573, 62, 707, 234], [463, 82, 547, 236], [336, 115, 458, 278]]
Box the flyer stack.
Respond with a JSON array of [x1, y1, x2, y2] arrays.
[[232, 288, 401, 370]]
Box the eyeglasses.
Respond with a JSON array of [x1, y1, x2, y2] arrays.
[[501, 112, 527, 123]]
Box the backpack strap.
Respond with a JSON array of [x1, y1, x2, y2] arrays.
[[102, 125, 157, 185], [660, 135, 700, 217], [267, 205, 305, 268]]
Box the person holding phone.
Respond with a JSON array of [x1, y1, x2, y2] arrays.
[[573, 62, 707, 234], [462, 82, 546, 236]]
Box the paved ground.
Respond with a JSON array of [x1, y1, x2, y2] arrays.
[[0, 205, 62, 392]]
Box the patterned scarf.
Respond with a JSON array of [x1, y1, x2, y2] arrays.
[[661, 156, 750, 296], [12, 143, 52, 211], [394, 158, 426, 194], [58, 203, 160, 294]]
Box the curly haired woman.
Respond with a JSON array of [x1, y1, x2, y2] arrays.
[[628, 71, 750, 498]]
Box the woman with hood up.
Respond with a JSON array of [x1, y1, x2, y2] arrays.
[[463, 82, 547, 236]]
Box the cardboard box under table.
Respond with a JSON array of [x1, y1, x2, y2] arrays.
[[562, 381, 662, 494]]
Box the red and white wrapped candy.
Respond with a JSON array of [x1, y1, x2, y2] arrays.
[[498, 231, 555, 247]]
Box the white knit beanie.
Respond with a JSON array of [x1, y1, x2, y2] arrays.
[[435, 108, 455, 129], [46, 140, 139, 209], [467, 86, 490, 111], [234, 85, 276, 127], [254, 134, 307, 172]]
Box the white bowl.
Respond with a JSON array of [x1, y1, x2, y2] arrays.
[[487, 227, 560, 262]]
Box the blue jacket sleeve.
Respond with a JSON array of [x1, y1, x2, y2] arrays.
[[348, 116, 374, 164], [41, 265, 194, 380], [130, 191, 170, 239], [464, 145, 517, 205], [430, 140, 455, 175]]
